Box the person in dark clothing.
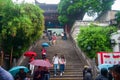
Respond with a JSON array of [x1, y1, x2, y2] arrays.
[[33, 66, 44, 80], [43, 67, 50, 80], [83, 65, 89, 80], [112, 64, 120, 80], [63, 32, 67, 40], [108, 67, 113, 80], [15, 68, 26, 80], [84, 68, 93, 80], [95, 68, 108, 80], [47, 31, 52, 46]]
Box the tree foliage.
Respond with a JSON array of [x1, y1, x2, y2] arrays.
[[0, 0, 44, 57], [77, 24, 117, 58], [58, 0, 114, 25], [115, 11, 120, 28]]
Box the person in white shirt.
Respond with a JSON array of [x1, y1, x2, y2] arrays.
[[52, 54, 59, 76], [60, 32, 64, 40]]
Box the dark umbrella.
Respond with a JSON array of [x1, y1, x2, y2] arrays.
[[41, 42, 49, 47], [0, 66, 14, 80]]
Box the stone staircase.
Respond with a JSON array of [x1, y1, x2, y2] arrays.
[[49, 64, 84, 80], [35, 36, 86, 80], [19, 35, 88, 80]]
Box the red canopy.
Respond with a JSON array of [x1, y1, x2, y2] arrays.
[[24, 51, 37, 57]]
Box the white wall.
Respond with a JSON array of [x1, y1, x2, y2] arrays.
[[111, 30, 120, 52]]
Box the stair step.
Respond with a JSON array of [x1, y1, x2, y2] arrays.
[[28, 36, 86, 80], [51, 74, 82, 77], [50, 77, 83, 80], [50, 72, 82, 75], [49, 67, 83, 70], [50, 69, 83, 72]]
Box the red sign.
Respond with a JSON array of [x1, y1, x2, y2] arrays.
[[97, 52, 120, 65]]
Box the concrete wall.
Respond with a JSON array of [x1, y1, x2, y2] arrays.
[[95, 10, 118, 22], [71, 20, 109, 42], [111, 30, 120, 52]]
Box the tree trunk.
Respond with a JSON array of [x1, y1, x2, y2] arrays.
[[0, 51, 4, 66]]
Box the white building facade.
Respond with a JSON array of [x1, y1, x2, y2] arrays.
[[111, 30, 120, 52]]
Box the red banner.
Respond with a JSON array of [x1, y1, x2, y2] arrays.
[[97, 52, 120, 65]]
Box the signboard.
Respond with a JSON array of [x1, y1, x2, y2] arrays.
[[97, 52, 120, 65]]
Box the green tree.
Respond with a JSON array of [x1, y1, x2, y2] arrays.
[[0, 1, 44, 59], [58, 0, 114, 26], [115, 11, 120, 29], [77, 24, 117, 58]]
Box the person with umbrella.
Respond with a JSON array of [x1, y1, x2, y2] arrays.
[[24, 51, 36, 75], [33, 66, 44, 80], [0, 66, 14, 80], [24, 51, 37, 58], [9, 66, 29, 77], [43, 67, 50, 80], [14, 68, 27, 80], [41, 46, 47, 59], [29, 54, 35, 75], [41, 42, 49, 47]]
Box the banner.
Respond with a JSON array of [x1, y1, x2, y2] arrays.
[[97, 52, 120, 65]]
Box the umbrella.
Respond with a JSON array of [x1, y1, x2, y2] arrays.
[[9, 66, 29, 76], [98, 64, 113, 70], [41, 42, 49, 47], [24, 51, 37, 57], [30, 59, 52, 67], [0, 66, 14, 80]]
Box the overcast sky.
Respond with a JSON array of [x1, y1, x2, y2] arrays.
[[112, 0, 120, 10]]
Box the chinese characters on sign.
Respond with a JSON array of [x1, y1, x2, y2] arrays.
[[97, 52, 120, 65]]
